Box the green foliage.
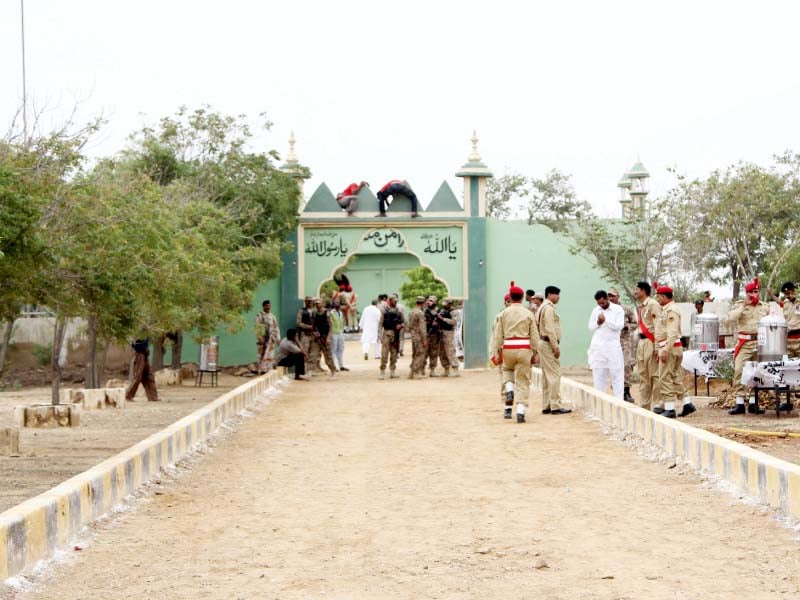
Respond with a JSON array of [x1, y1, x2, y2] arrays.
[[713, 354, 735, 384], [32, 344, 52, 366], [486, 170, 592, 233], [399, 267, 448, 306]]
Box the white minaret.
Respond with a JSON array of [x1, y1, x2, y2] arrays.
[[455, 130, 493, 217], [280, 130, 311, 212], [625, 159, 650, 217]]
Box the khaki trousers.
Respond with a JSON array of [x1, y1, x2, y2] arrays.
[[636, 338, 660, 410], [410, 334, 427, 375], [659, 345, 685, 403], [537, 340, 561, 411], [732, 341, 758, 398], [439, 330, 456, 370], [310, 337, 336, 374], [380, 331, 400, 372], [501, 348, 533, 407]]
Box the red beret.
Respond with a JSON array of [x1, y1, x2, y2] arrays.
[[656, 285, 673, 295], [744, 278, 759, 293], [346, 285, 353, 292], [339, 284, 346, 291], [503, 293, 511, 301], [509, 280, 524, 296]]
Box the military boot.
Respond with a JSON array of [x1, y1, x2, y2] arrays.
[[503, 406, 513, 419], [728, 403, 745, 415], [748, 402, 765, 414], [450, 367, 461, 378], [390, 370, 398, 379], [623, 387, 634, 403], [379, 370, 386, 380], [429, 368, 438, 377], [443, 367, 451, 377]]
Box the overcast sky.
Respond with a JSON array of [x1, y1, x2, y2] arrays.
[[2, 1, 800, 217]]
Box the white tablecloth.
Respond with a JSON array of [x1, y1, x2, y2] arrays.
[[682, 349, 734, 379], [741, 359, 800, 387]]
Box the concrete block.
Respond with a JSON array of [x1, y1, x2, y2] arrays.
[[14, 404, 80, 428], [63, 387, 126, 410], [155, 368, 183, 386], [0, 427, 20, 455], [104, 388, 125, 408]]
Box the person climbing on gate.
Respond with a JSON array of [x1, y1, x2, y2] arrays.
[[376, 180, 420, 217]]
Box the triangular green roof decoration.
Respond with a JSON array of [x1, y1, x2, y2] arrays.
[[356, 186, 380, 214], [426, 181, 462, 212], [303, 183, 336, 212]]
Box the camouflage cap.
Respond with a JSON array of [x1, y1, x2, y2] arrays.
[[443, 298, 453, 305], [416, 295, 426, 303], [428, 295, 438, 301]]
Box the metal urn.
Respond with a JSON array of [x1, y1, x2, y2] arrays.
[[695, 313, 720, 351], [757, 315, 787, 362]]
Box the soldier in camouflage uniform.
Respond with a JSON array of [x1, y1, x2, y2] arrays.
[[608, 288, 636, 402], [380, 294, 406, 379], [408, 296, 428, 379], [309, 298, 337, 376], [296, 296, 315, 369], [424, 296, 441, 376], [436, 298, 460, 377], [255, 300, 280, 374]]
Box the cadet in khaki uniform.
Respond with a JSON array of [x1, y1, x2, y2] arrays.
[[490, 294, 513, 410], [379, 294, 406, 379], [408, 296, 428, 379], [490, 282, 539, 422], [634, 282, 661, 412], [436, 298, 459, 377], [780, 282, 800, 359], [655, 286, 697, 418], [725, 279, 770, 415], [537, 285, 571, 414]]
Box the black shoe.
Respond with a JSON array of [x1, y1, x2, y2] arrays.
[[748, 403, 765, 415], [662, 409, 677, 419], [505, 390, 514, 403], [778, 402, 794, 412], [549, 408, 572, 415], [541, 408, 551, 414], [504, 407, 512, 419], [516, 413, 526, 423], [653, 406, 665, 415], [678, 403, 697, 417], [376, 212, 387, 217], [728, 404, 745, 415], [623, 387, 634, 403], [339, 367, 349, 371]]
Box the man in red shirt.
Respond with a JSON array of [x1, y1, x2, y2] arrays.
[[376, 180, 420, 217], [336, 181, 369, 216]]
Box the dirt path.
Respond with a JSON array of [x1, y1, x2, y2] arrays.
[[11, 344, 800, 599]]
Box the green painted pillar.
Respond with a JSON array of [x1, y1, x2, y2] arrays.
[[279, 232, 300, 336], [456, 131, 493, 369]]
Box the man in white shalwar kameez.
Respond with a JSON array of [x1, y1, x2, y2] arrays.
[[359, 300, 382, 360], [587, 290, 625, 399]]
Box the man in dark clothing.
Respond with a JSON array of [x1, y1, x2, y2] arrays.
[[375, 180, 420, 217], [310, 298, 337, 375], [126, 338, 160, 402], [274, 329, 310, 381], [425, 295, 442, 377]]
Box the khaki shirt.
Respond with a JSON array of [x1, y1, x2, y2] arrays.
[[658, 301, 682, 347], [783, 298, 800, 330], [639, 297, 661, 341], [537, 299, 561, 351], [491, 303, 539, 357], [726, 301, 769, 333], [408, 307, 426, 338]]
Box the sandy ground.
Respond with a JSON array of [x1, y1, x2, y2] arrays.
[[6, 342, 800, 600], [0, 375, 240, 512]]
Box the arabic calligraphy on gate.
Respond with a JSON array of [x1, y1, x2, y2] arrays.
[[304, 233, 349, 258], [421, 233, 458, 260]]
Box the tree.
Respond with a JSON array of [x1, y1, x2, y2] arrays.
[[122, 106, 304, 368], [486, 170, 592, 233], [671, 162, 799, 298], [399, 267, 448, 306]]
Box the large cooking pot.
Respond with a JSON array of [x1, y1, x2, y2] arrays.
[[695, 313, 719, 351], [758, 315, 787, 362]]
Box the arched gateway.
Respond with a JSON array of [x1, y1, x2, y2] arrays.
[[279, 139, 492, 368]]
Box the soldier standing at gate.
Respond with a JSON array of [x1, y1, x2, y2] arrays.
[[255, 300, 280, 374], [537, 285, 570, 414], [634, 281, 661, 412], [725, 278, 770, 415], [380, 294, 406, 380], [655, 285, 697, 418], [436, 298, 460, 377], [408, 296, 428, 379], [490, 282, 538, 422], [310, 298, 337, 376], [608, 288, 636, 402], [425, 296, 441, 377], [296, 296, 315, 365]]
